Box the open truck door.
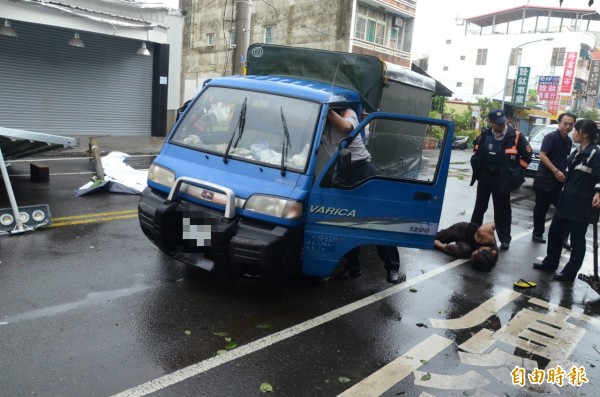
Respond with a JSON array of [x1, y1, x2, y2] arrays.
[[303, 113, 454, 277]]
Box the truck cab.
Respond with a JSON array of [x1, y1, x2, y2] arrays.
[[138, 44, 454, 278]]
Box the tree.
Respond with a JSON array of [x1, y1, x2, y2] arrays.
[[580, 108, 600, 120], [476, 97, 496, 125], [431, 96, 445, 113]]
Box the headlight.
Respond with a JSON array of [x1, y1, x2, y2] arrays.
[[148, 164, 175, 188], [245, 195, 303, 219]]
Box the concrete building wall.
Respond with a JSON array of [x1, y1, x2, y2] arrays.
[[180, 0, 415, 102]]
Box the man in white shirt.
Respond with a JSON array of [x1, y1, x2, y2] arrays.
[[323, 107, 401, 284]]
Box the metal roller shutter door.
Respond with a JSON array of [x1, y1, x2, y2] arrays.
[[0, 21, 152, 136]]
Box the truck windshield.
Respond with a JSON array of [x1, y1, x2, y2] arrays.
[[172, 87, 319, 173]]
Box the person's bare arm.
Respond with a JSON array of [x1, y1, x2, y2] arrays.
[[539, 151, 565, 183], [434, 240, 446, 251], [327, 110, 353, 134]]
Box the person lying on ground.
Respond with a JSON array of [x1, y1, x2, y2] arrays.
[[434, 222, 498, 272]]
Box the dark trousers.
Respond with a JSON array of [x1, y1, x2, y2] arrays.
[[533, 189, 561, 236], [435, 223, 473, 259], [471, 171, 512, 244], [543, 216, 588, 276], [345, 246, 400, 272]]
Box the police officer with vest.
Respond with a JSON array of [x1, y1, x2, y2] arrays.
[[470, 109, 532, 250]]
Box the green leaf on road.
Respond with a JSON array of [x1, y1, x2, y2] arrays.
[[420, 359, 428, 365], [259, 382, 273, 393], [409, 288, 418, 292], [256, 323, 272, 329], [213, 331, 228, 337], [184, 330, 191, 336], [216, 350, 227, 355], [421, 373, 431, 381], [225, 341, 237, 350], [338, 376, 351, 383], [225, 337, 232, 342]]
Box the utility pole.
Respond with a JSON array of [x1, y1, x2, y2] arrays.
[[233, 0, 252, 76]]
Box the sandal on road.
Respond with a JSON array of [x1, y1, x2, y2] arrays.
[[514, 279, 537, 288]]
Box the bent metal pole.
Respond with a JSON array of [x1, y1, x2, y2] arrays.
[[0, 147, 32, 234]]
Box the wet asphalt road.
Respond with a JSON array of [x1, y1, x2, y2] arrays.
[[1, 151, 600, 396]]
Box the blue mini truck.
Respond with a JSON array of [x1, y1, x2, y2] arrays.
[[138, 44, 455, 278]]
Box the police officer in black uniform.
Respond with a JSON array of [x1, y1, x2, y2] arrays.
[[534, 119, 600, 280], [470, 109, 532, 250]]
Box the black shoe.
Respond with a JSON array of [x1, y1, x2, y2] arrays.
[[500, 242, 510, 250], [386, 270, 401, 284], [531, 234, 546, 243], [334, 268, 362, 281], [552, 272, 576, 281], [563, 240, 571, 251], [533, 262, 558, 271]]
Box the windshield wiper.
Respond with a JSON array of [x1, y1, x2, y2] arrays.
[[280, 106, 292, 176], [223, 97, 247, 163]]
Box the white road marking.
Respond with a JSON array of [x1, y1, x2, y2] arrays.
[[458, 329, 495, 353], [495, 307, 585, 361], [0, 284, 151, 324], [528, 297, 600, 327], [429, 289, 521, 329], [458, 348, 537, 370], [111, 224, 600, 397], [472, 389, 501, 397], [338, 334, 453, 396], [112, 258, 467, 397], [413, 369, 490, 389]]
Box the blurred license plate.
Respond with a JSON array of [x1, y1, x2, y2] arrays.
[[527, 162, 539, 171]]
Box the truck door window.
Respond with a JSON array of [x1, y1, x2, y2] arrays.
[[324, 117, 448, 187], [171, 87, 319, 173]]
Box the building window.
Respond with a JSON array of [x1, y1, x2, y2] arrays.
[[390, 27, 401, 50], [551, 47, 566, 66], [460, 55, 465, 60], [446, 39, 452, 44], [457, 82, 462, 87], [207, 33, 215, 46], [229, 30, 235, 47], [354, 3, 386, 45], [265, 25, 275, 44], [473, 78, 484, 94], [509, 47, 523, 66], [443, 66, 448, 71], [476, 49, 487, 65]]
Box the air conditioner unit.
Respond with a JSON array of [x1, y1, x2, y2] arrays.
[[392, 17, 403, 28]]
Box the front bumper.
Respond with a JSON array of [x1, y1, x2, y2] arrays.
[[138, 186, 302, 278]]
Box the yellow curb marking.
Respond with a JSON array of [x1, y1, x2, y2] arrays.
[[49, 210, 138, 227]]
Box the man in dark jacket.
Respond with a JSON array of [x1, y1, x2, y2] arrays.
[[470, 109, 532, 250], [531, 112, 575, 244], [533, 119, 600, 281]]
